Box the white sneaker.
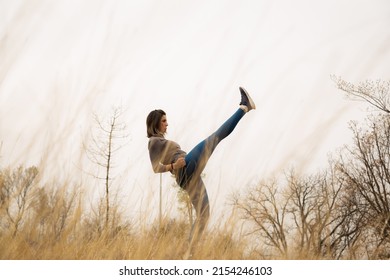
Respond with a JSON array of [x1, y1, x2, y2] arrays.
[[239, 87, 256, 111]]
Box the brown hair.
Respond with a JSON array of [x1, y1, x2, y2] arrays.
[[146, 109, 166, 138]]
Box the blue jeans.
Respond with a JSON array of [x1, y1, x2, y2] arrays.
[[176, 108, 246, 241]]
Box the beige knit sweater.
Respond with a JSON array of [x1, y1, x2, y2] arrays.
[[148, 136, 186, 173]]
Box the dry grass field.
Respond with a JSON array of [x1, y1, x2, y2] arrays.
[[0, 177, 249, 260]]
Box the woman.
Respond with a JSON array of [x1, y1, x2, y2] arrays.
[[146, 87, 256, 243]]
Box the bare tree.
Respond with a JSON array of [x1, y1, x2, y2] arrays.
[[233, 169, 349, 259], [85, 106, 128, 230], [331, 76, 390, 258], [331, 75, 390, 114], [30, 184, 81, 243], [233, 179, 290, 257], [286, 168, 351, 259], [335, 113, 390, 258], [0, 166, 38, 237]]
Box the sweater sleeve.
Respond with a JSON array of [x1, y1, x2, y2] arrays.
[[148, 138, 166, 173]]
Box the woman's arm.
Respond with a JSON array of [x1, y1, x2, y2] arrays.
[[148, 138, 170, 173]]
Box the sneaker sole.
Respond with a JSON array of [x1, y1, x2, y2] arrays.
[[239, 87, 256, 110]]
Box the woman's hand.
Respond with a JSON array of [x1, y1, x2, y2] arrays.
[[174, 157, 186, 169]]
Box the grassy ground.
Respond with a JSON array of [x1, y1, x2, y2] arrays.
[[0, 217, 251, 260]]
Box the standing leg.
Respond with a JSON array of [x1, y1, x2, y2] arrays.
[[185, 177, 210, 245]]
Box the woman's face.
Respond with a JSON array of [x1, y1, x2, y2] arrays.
[[159, 115, 168, 134]]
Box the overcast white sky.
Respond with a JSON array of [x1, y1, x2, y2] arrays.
[[1, 0, 390, 223]]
